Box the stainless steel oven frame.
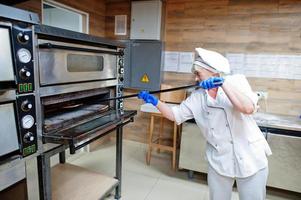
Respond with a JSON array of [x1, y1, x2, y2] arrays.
[[0, 4, 40, 199], [34, 25, 136, 200]]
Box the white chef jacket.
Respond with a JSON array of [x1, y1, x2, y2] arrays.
[[172, 74, 272, 178]]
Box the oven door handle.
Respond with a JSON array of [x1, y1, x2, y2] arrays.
[[39, 43, 123, 56]]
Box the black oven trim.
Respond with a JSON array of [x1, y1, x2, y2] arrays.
[[39, 42, 122, 56], [39, 78, 118, 87], [11, 24, 35, 94], [15, 95, 38, 157]]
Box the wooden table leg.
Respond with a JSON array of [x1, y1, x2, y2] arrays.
[[147, 115, 154, 165], [158, 116, 164, 153], [172, 121, 177, 170]]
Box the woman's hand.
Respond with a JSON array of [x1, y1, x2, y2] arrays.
[[138, 91, 175, 121], [199, 77, 224, 89], [138, 91, 158, 106]]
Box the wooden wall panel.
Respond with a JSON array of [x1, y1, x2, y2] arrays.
[[165, 0, 301, 53], [14, 0, 106, 37]]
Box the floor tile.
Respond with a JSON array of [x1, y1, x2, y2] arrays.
[[123, 148, 174, 179], [145, 178, 207, 200]]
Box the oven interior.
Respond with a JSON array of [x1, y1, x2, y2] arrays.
[[40, 86, 136, 153], [42, 87, 115, 135]]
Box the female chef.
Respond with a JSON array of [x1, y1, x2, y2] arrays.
[[138, 48, 272, 200]]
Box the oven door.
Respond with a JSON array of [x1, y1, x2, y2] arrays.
[[0, 102, 19, 158], [0, 26, 15, 83], [38, 41, 118, 86]]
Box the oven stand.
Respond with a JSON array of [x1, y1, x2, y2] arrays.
[[38, 145, 65, 200], [115, 125, 123, 199], [37, 121, 132, 200]]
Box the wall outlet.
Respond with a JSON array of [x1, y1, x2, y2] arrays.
[[255, 91, 268, 100]]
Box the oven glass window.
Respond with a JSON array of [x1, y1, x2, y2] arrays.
[[0, 28, 14, 82], [0, 103, 19, 157], [67, 54, 104, 72]]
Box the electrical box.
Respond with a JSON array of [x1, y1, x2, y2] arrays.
[[124, 40, 163, 90], [130, 0, 162, 40]]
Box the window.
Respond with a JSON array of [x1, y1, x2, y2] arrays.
[[67, 54, 104, 72], [42, 0, 89, 33]]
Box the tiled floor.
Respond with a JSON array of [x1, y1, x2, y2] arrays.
[[66, 140, 299, 200]]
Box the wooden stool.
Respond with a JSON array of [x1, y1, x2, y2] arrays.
[[146, 112, 180, 170], [145, 84, 186, 170]]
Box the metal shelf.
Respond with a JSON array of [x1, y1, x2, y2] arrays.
[[52, 163, 118, 200]]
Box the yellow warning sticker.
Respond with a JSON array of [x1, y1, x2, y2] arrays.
[[141, 74, 150, 83]]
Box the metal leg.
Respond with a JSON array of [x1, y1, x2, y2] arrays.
[[188, 170, 194, 180], [25, 157, 40, 200], [38, 145, 66, 200], [115, 126, 123, 199], [37, 154, 52, 200], [59, 151, 66, 164]]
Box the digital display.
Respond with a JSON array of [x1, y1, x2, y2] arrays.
[[18, 83, 33, 93], [0, 27, 14, 82], [23, 144, 36, 156]]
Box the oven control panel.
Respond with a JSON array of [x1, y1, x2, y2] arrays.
[[12, 24, 37, 157], [117, 48, 124, 113], [0, 5, 39, 160], [16, 95, 37, 157], [12, 25, 35, 94]]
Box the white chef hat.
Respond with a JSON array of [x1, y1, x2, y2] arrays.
[[191, 48, 230, 74]]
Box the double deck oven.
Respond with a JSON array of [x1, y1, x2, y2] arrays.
[[35, 25, 136, 153], [0, 5, 39, 161]]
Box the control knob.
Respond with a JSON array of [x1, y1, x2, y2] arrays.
[[23, 132, 34, 143], [118, 86, 124, 93], [119, 76, 124, 82], [118, 59, 124, 67], [21, 100, 33, 112], [118, 100, 124, 109], [17, 32, 30, 43], [118, 49, 124, 56], [119, 67, 124, 74], [19, 68, 31, 80]]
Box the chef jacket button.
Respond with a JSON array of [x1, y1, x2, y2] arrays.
[[226, 124, 229, 127], [207, 112, 210, 115], [211, 127, 214, 130], [230, 140, 233, 144]]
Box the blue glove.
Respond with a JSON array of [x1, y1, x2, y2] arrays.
[[138, 91, 158, 106], [199, 77, 224, 90]]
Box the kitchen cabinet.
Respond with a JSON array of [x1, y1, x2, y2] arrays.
[[267, 133, 301, 193], [130, 0, 162, 40], [179, 119, 301, 193], [178, 122, 208, 176]]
